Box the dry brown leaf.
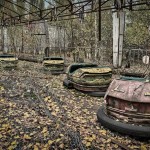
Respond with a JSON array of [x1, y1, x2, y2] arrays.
[[43, 143, 49, 148], [2, 124, 11, 129], [51, 112, 57, 116], [48, 140, 54, 145], [0, 86, 4, 91], [86, 142, 91, 147], [8, 145, 16, 150], [34, 145, 39, 150], [0, 134, 3, 139], [23, 134, 31, 140], [14, 135, 20, 139], [92, 134, 96, 140], [55, 138, 61, 143], [59, 143, 64, 149], [28, 143, 33, 148], [24, 112, 29, 118], [44, 96, 50, 101], [88, 137, 94, 142], [11, 140, 17, 145], [8, 140, 17, 150], [43, 132, 48, 137], [42, 127, 48, 133], [60, 134, 64, 137], [99, 129, 107, 135], [114, 144, 119, 148], [35, 143, 40, 146], [141, 145, 147, 150]]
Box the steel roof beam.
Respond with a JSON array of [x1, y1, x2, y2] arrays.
[[5, 0, 29, 13], [5, 0, 40, 18], [0, 3, 20, 16], [44, 0, 55, 7], [23, 0, 41, 11], [0, 0, 149, 26], [5, 0, 35, 16], [4, 0, 90, 20], [52, 0, 64, 6], [0, 10, 13, 18], [57, 4, 71, 16], [71, 0, 92, 15]]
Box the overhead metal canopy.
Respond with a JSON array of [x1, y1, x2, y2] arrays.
[[0, 0, 149, 26]]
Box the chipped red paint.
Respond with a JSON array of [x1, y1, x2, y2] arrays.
[[105, 78, 150, 125]]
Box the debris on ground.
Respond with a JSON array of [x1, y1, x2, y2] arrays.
[[0, 61, 150, 150]]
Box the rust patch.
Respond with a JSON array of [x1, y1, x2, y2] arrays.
[[105, 78, 150, 125]]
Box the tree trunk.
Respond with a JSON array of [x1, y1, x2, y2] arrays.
[[21, 26, 24, 53], [95, 11, 98, 60]]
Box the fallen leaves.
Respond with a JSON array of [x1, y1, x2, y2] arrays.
[[41, 127, 49, 137], [2, 123, 11, 130], [11, 140, 17, 145], [85, 142, 91, 147], [48, 140, 54, 145], [0, 134, 3, 139], [55, 138, 61, 143], [14, 135, 20, 139], [23, 134, 32, 140], [84, 134, 96, 142], [99, 129, 107, 135], [24, 112, 30, 118], [44, 96, 51, 102], [0, 61, 149, 150], [8, 141, 17, 150], [41, 127, 48, 133], [141, 145, 147, 150], [59, 143, 64, 148], [0, 86, 4, 91], [51, 111, 57, 116], [0, 98, 5, 102], [34, 145, 39, 150]]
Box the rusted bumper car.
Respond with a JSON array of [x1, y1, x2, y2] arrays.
[[97, 76, 150, 138], [63, 63, 112, 96], [43, 57, 64, 74], [0, 54, 18, 69]]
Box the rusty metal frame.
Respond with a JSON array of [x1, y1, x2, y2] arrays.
[[0, 3, 20, 16], [4, 0, 40, 21], [0, 0, 149, 27], [44, 0, 55, 7]]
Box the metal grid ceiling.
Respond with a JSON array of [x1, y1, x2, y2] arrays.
[[0, 0, 149, 26]]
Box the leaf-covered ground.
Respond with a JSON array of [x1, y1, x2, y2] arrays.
[[0, 61, 150, 150]]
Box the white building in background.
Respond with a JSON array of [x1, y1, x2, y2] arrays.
[[22, 21, 68, 54], [48, 25, 67, 49], [0, 22, 68, 54]]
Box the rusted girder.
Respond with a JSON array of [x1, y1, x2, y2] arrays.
[[0, 0, 149, 27]]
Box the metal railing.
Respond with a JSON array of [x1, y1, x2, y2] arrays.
[[124, 48, 150, 65]]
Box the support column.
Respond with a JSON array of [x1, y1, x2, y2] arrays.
[[3, 27, 8, 53], [44, 20, 50, 57], [113, 10, 125, 68]]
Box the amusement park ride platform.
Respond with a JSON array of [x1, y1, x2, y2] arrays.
[[0, 0, 149, 67]]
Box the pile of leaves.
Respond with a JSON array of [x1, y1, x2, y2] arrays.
[[0, 61, 150, 150]]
